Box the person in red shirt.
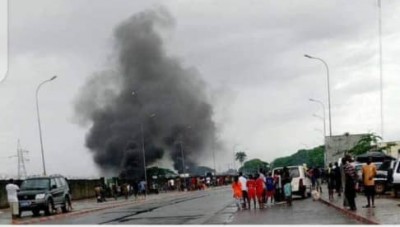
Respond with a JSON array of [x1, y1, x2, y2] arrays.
[[232, 176, 243, 210], [255, 173, 265, 209], [246, 174, 257, 209]]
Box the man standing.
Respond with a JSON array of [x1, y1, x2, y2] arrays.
[[327, 163, 335, 201], [344, 155, 358, 211], [6, 179, 19, 219], [362, 157, 377, 208], [139, 180, 147, 199], [333, 162, 342, 197], [238, 172, 249, 209], [282, 167, 292, 206], [313, 167, 322, 193]]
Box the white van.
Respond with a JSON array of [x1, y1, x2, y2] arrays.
[[390, 159, 400, 196], [272, 166, 312, 198]]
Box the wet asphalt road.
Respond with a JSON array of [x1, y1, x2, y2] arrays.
[[39, 187, 358, 225]]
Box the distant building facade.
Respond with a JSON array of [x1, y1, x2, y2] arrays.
[[325, 133, 368, 165], [378, 141, 400, 158]]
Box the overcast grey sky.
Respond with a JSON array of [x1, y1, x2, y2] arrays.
[[1, 0, 400, 178]]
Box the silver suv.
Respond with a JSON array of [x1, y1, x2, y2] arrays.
[[17, 174, 72, 216]]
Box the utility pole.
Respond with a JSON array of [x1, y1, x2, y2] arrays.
[[378, 0, 384, 139], [10, 140, 29, 179], [212, 140, 216, 176]]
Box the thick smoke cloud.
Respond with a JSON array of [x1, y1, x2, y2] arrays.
[[74, 9, 217, 179]]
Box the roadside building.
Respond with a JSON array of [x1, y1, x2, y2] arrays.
[[378, 141, 400, 158], [325, 133, 369, 165]]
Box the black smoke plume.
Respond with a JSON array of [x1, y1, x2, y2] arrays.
[[74, 9, 217, 179]]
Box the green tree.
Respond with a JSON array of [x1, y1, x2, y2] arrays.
[[348, 133, 382, 156], [271, 146, 324, 169], [235, 151, 247, 168], [238, 159, 269, 174]]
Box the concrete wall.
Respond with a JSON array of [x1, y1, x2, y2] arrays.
[[325, 133, 367, 165], [0, 179, 101, 209]]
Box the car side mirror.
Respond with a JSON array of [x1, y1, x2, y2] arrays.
[[51, 185, 57, 189]]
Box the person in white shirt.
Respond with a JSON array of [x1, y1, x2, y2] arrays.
[[238, 172, 249, 209], [5, 179, 20, 219]]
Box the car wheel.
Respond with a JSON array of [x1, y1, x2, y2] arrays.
[[375, 183, 385, 195], [32, 209, 40, 216], [62, 196, 72, 213], [44, 199, 54, 216]]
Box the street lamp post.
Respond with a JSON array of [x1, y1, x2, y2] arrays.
[[138, 114, 156, 196], [212, 140, 217, 176], [179, 141, 185, 176], [309, 98, 327, 167], [36, 75, 57, 176], [305, 54, 332, 137], [131, 91, 156, 196]]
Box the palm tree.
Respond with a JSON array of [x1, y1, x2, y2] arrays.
[[235, 151, 247, 168]]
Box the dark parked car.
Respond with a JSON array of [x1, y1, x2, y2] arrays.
[[374, 160, 396, 194], [17, 175, 72, 216]]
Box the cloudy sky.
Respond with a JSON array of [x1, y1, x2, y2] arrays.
[[1, 0, 400, 178]]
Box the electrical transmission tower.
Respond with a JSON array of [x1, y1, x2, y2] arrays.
[[9, 140, 29, 179]]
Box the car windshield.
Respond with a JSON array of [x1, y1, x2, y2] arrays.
[[20, 179, 50, 190]]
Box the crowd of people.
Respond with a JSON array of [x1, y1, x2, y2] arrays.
[[324, 154, 377, 211], [231, 168, 293, 210], [94, 180, 147, 203], [231, 154, 377, 212]]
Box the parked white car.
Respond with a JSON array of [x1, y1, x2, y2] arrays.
[[391, 159, 400, 197], [272, 166, 312, 198]]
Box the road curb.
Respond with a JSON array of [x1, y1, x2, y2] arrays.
[[318, 197, 379, 224]]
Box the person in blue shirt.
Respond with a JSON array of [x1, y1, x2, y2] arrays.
[[265, 172, 275, 206]]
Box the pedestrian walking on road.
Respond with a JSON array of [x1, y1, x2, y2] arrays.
[[265, 172, 275, 206], [362, 157, 377, 208], [258, 169, 267, 204], [282, 167, 292, 206], [333, 162, 342, 197], [344, 155, 358, 211], [341, 158, 349, 207], [273, 170, 282, 202], [327, 163, 335, 201], [255, 173, 265, 209], [246, 174, 257, 209], [112, 184, 118, 200], [238, 172, 249, 209], [5, 179, 20, 219], [313, 167, 322, 193], [232, 176, 243, 211], [95, 185, 105, 203], [122, 183, 129, 200], [139, 180, 147, 199]]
